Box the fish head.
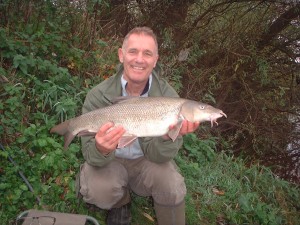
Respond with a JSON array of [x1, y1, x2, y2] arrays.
[[181, 100, 227, 126]]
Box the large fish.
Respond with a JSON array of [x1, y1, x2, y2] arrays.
[[50, 97, 227, 149]]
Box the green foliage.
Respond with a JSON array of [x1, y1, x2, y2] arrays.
[[170, 0, 300, 161], [0, 6, 97, 223], [183, 133, 217, 163], [256, 57, 270, 85], [0, 1, 299, 225], [176, 136, 300, 225]]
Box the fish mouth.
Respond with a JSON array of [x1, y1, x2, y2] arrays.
[[221, 111, 227, 118], [210, 111, 227, 127]]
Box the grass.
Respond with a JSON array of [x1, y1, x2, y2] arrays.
[[1, 136, 299, 225], [0, 18, 299, 224], [177, 149, 300, 225]]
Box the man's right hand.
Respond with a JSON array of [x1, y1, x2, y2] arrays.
[[95, 122, 126, 156]]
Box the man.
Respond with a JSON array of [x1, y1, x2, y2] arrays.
[[78, 27, 200, 225]]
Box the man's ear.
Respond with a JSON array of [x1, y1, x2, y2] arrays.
[[118, 48, 124, 63], [154, 55, 159, 68]]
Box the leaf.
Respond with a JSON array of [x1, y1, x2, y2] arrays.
[[13, 55, 28, 74], [0, 150, 8, 158], [16, 136, 26, 144], [0, 67, 7, 76], [0, 183, 10, 190], [96, 39, 108, 47], [212, 187, 225, 196], [19, 184, 28, 191], [37, 139, 48, 147], [142, 212, 155, 222], [238, 193, 256, 213]]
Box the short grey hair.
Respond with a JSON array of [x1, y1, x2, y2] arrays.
[[122, 27, 158, 53]]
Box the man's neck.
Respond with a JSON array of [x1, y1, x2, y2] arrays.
[[126, 82, 145, 96]]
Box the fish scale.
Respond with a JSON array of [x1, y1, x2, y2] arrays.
[[88, 98, 182, 136], [50, 97, 227, 149]]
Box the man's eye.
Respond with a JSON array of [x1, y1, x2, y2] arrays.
[[144, 52, 153, 57], [128, 50, 137, 54]]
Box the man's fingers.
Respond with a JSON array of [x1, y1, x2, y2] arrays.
[[106, 126, 126, 145], [95, 123, 126, 153], [190, 121, 200, 132], [97, 122, 115, 136], [179, 121, 200, 135]]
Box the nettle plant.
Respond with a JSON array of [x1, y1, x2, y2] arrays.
[[0, 26, 89, 221], [0, 20, 118, 223]]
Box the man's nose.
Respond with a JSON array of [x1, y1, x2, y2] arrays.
[[135, 52, 144, 62]]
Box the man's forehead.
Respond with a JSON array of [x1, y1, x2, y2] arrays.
[[126, 34, 157, 48]]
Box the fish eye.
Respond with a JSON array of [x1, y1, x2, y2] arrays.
[[199, 105, 205, 109]]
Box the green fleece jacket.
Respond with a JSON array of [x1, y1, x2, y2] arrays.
[[81, 65, 183, 167]]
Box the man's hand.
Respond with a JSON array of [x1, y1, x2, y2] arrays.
[[177, 120, 200, 136], [162, 120, 200, 140], [95, 122, 126, 156]]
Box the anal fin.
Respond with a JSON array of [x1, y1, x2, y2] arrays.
[[118, 135, 138, 148], [167, 120, 183, 142]]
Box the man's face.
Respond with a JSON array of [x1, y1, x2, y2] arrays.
[[118, 33, 159, 84]]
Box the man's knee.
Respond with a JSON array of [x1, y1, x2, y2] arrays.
[[79, 161, 129, 209], [149, 162, 187, 205], [152, 177, 186, 205]]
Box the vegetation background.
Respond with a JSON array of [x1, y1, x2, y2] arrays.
[[0, 0, 299, 224]]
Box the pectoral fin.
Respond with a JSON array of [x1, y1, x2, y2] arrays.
[[167, 120, 183, 142], [118, 135, 138, 148], [77, 130, 97, 136]]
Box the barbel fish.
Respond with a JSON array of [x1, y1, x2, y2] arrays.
[[50, 97, 227, 149]]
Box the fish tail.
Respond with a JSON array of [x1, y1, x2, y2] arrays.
[[50, 120, 75, 149]]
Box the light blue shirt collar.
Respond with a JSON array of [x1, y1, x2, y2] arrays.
[[121, 74, 152, 97]]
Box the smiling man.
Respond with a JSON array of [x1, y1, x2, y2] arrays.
[[119, 30, 159, 92], [78, 27, 200, 225]]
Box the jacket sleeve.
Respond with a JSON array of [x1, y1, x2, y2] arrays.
[[138, 136, 183, 163], [81, 88, 116, 167]]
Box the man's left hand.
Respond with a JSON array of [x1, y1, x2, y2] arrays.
[[162, 120, 200, 140], [178, 120, 200, 136]]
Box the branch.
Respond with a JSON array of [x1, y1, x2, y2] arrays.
[[183, 0, 270, 39], [258, 3, 300, 49]]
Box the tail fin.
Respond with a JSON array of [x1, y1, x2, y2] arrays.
[[50, 120, 75, 149]]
